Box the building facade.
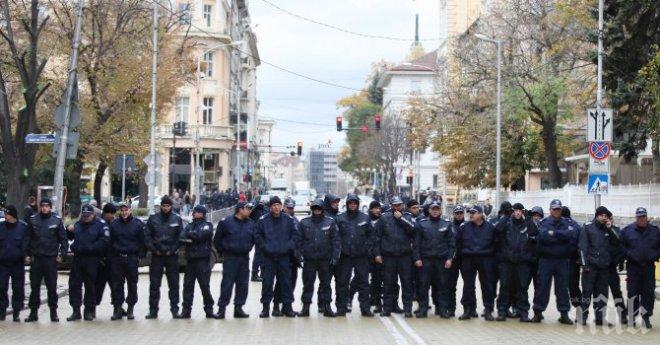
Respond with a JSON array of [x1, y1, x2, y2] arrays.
[[308, 147, 339, 196]]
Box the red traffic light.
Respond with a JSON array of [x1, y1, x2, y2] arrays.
[[374, 114, 381, 130], [296, 141, 303, 156], [360, 125, 369, 133], [336, 116, 343, 132]]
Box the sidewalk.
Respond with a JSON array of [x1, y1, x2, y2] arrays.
[[6, 269, 69, 313]]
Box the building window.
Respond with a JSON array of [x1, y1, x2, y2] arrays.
[[175, 97, 189, 123], [203, 4, 212, 27], [178, 3, 191, 25], [203, 97, 214, 124], [432, 174, 438, 188], [202, 52, 213, 78], [410, 80, 422, 93]]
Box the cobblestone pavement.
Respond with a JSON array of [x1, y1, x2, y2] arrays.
[[0, 267, 657, 344]]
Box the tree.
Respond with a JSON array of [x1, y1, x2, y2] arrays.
[[0, 0, 52, 206]]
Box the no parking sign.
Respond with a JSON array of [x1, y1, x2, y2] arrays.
[[588, 141, 611, 161]]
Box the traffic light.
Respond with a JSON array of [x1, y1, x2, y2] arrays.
[[374, 114, 381, 130], [360, 125, 369, 133], [406, 175, 413, 185], [172, 121, 187, 136], [336, 116, 343, 132], [296, 141, 303, 156]]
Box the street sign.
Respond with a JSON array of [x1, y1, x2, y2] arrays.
[[25, 133, 55, 144], [586, 108, 613, 142], [114, 154, 137, 173], [589, 156, 609, 174], [587, 173, 609, 195], [144, 171, 162, 186], [52, 132, 80, 159], [143, 153, 163, 169], [588, 141, 611, 160]]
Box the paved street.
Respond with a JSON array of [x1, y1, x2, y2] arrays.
[[1, 265, 657, 344]]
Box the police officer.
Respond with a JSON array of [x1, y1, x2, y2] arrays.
[[620, 207, 659, 329], [578, 206, 618, 325], [145, 196, 184, 319], [562, 206, 583, 318], [335, 194, 374, 317], [531, 199, 575, 324], [367, 201, 384, 313], [273, 198, 301, 316], [25, 198, 68, 323], [96, 203, 117, 309], [530, 207, 544, 224], [0, 205, 29, 322], [250, 199, 268, 282], [323, 194, 341, 219], [214, 201, 254, 319], [109, 202, 145, 321], [296, 199, 340, 317], [456, 205, 497, 321], [66, 204, 110, 321], [412, 201, 454, 318], [495, 203, 538, 322], [606, 214, 627, 325], [255, 196, 297, 318], [373, 196, 416, 317], [444, 205, 465, 318], [180, 205, 215, 319], [528, 206, 544, 290]]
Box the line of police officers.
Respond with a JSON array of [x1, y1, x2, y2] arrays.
[[0, 194, 658, 329]]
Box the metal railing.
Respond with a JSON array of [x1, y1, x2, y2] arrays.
[[156, 124, 234, 141]]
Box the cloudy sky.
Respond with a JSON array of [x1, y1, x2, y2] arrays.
[[249, 0, 440, 153]]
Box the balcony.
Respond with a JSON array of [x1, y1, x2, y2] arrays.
[[156, 124, 233, 141]]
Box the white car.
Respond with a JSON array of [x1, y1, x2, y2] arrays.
[[339, 195, 375, 213], [131, 195, 162, 209], [291, 195, 311, 214]]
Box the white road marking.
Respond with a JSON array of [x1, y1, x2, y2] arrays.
[[379, 316, 411, 345], [393, 314, 429, 345]]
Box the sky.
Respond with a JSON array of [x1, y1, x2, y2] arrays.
[[249, 0, 441, 153]]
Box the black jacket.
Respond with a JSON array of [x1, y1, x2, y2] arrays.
[[68, 217, 110, 256], [579, 220, 619, 269], [255, 212, 297, 257], [0, 219, 29, 262], [413, 216, 455, 260], [620, 222, 660, 266], [536, 216, 578, 259], [181, 218, 214, 259], [456, 220, 496, 256], [373, 211, 416, 257], [145, 211, 183, 254], [109, 216, 146, 257], [335, 210, 373, 258], [214, 215, 255, 256], [496, 216, 538, 263], [27, 213, 68, 257], [296, 214, 340, 261]]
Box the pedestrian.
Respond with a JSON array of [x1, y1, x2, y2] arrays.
[[456, 205, 497, 321], [620, 207, 659, 329], [443, 205, 465, 318], [531, 199, 576, 325], [334, 194, 374, 317], [180, 205, 215, 319], [145, 196, 184, 319], [494, 203, 538, 322], [22, 196, 37, 223], [108, 202, 145, 321], [412, 201, 454, 318], [183, 192, 192, 216], [66, 205, 110, 321], [214, 202, 254, 319], [24, 198, 68, 323], [296, 199, 340, 317], [373, 196, 416, 317], [0, 205, 29, 322], [96, 203, 117, 310], [255, 196, 297, 318], [273, 198, 301, 316]]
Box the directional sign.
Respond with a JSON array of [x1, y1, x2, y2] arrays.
[[589, 156, 610, 174], [589, 141, 611, 160], [52, 132, 80, 159], [587, 108, 613, 142], [25, 133, 56, 144], [54, 104, 81, 128], [587, 173, 609, 195]]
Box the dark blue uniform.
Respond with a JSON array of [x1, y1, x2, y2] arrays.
[[444, 218, 463, 315], [368, 213, 384, 309], [296, 214, 340, 308], [0, 219, 29, 314], [26, 213, 68, 311], [335, 209, 373, 313], [532, 216, 577, 314], [249, 203, 268, 280], [607, 225, 627, 321], [145, 211, 183, 314], [373, 211, 416, 314], [274, 214, 300, 307], [620, 222, 659, 319], [456, 220, 497, 314], [181, 219, 215, 313], [255, 212, 297, 306], [109, 216, 145, 309], [214, 215, 254, 308], [495, 216, 538, 318], [565, 217, 583, 309], [67, 217, 110, 309], [413, 216, 455, 314]]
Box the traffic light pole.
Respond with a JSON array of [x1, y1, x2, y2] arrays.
[[147, 1, 159, 214]]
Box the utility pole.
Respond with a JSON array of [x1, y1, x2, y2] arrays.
[[595, 0, 604, 209], [147, 0, 159, 214], [52, 0, 84, 215], [121, 154, 126, 202]]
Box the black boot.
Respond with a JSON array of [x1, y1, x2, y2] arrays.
[[282, 304, 296, 317], [12, 310, 20, 322], [373, 304, 383, 314], [259, 304, 270, 318], [392, 304, 404, 314], [415, 308, 428, 318], [507, 309, 519, 318], [50, 307, 59, 322], [483, 309, 494, 321], [0, 309, 5, 321], [458, 307, 472, 320], [145, 309, 158, 319], [111, 306, 123, 321], [404, 307, 413, 318], [179, 308, 192, 319], [496, 311, 507, 322], [322, 304, 336, 318], [440, 310, 450, 319], [336, 307, 347, 317], [67, 307, 82, 322], [83, 307, 94, 321], [558, 312, 574, 325], [531, 311, 543, 323], [251, 272, 262, 282], [204, 307, 215, 319], [519, 313, 531, 322], [122, 307, 127, 317], [361, 308, 374, 317], [271, 303, 283, 317], [642, 316, 652, 329], [172, 309, 182, 319], [215, 306, 226, 319], [234, 306, 249, 318], [126, 305, 135, 320], [298, 303, 310, 317], [24, 308, 38, 323]]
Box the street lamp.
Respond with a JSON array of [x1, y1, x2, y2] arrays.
[[194, 41, 243, 205], [475, 33, 502, 214]]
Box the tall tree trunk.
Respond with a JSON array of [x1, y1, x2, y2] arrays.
[[93, 160, 107, 203], [541, 118, 563, 188]]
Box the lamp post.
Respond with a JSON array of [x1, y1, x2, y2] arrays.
[[475, 34, 502, 213]]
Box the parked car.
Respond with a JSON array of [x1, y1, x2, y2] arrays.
[[130, 195, 162, 209], [291, 195, 311, 215]]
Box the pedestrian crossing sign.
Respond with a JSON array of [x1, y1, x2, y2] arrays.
[[587, 174, 609, 195]]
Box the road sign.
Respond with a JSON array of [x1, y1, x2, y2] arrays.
[[143, 153, 163, 169], [25, 133, 55, 144], [589, 156, 610, 174], [144, 171, 162, 186], [586, 108, 613, 142], [588, 141, 611, 160], [54, 103, 81, 128], [52, 132, 80, 159], [587, 173, 609, 195]]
